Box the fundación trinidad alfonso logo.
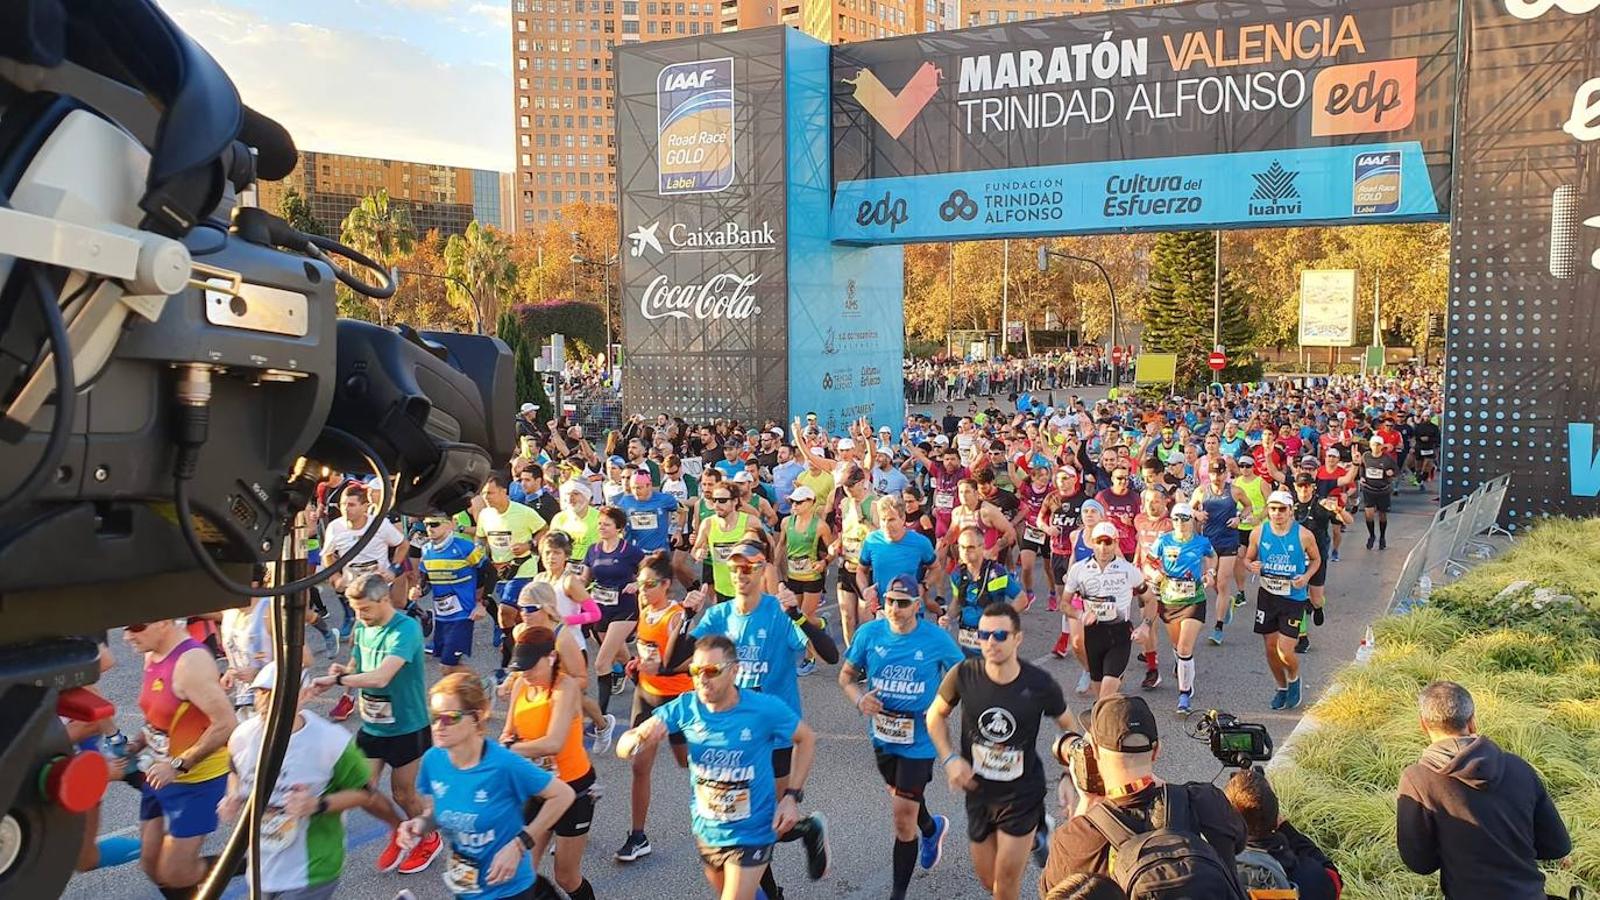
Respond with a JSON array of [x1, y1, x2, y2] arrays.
[[842, 62, 941, 139]]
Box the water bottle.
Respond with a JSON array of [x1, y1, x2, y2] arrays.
[[1417, 574, 1433, 603], [102, 731, 128, 767], [1355, 625, 1376, 664]]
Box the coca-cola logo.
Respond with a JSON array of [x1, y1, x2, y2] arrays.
[[638, 273, 763, 321]]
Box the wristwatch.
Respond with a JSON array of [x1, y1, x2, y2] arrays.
[[334, 673, 346, 687], [314, 797, 329, 817], [170, 756, 189, 774], [782, 787, 804, 803], [516, 830, 537, 850]]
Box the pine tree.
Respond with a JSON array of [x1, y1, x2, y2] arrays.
[[1141, 231, 1260, 388], [496, 309, 550, 416]]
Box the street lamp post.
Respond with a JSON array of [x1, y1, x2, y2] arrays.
[[1038, 247, 1122, 389], [569, 241, 619, 368], [390, 267, 484, 334]]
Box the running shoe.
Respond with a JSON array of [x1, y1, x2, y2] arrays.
[[1141, 667, 1161, 690], [1075, 670, 1091, 695], [1046, 593, 1058, 612], [1313, 606, 1325, 627], [610, 674, 626, 696], [1022, 591, 1036, 611], [1285, 679, 1303, 709], [492, 626, 503, 649], [1296, 635, 1310, 654], [494, 668, 508, 687], [796, 659, 817, 677], [1208, 626, 1224, 647], [329, 693, 355, 722], [615, 831, 652, 863], [1032, 815, 1055, 869], [1051, 632, 1071, 659], [1176, 691, 1192, 715], [919, 814, 948, 870], [1366, 534, 1376, 550], [1270, 688, 1289, 711], [376, 830, 406, 872], [799, 813, 830, 880], [1330, 549, 1341, 563], [1379, 537, 1387, 550], [1232, 590, 1247, 609], [397, 832, 443, 874], [588, 713, 617, 755]]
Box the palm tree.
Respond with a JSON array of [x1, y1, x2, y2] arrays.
[[444, 221, 516, 335], [339, 189, 415, 326]]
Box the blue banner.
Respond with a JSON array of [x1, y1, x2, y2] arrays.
[[831, 142, 1440, 243]]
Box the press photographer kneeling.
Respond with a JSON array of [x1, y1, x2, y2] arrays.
[[1037, 696, 1248, 900]]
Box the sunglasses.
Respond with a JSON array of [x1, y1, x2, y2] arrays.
[[518, 603, 545, 614], [125, 623, 150, 634], [729, 562, 765, 574], [688, 663, 728, 679], [712, 496, 734, 503], [432, 710, 478, 727], [886, 596, 917, 608], [1172, 514, 1194, 522], [1093, 538, 1116, 546], [1267, 504, 1290, 511], [976, 628, 1012, 643], [638, 576, 665, 588]]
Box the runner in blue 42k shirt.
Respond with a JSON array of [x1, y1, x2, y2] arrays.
[[840, 575, 965, 900], [616, 636, 824, 900], [617, 472, 680, 554]]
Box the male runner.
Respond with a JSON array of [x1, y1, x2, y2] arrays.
[[840, 576, 965, 900], [1062, 523, 1150, 700], [1292, 472, 1351, 653], [1358, 435, 1400, 549], [1245, 492, 1321, 711], [477, 474, 548, 681], [927, 603, 1078, 900]]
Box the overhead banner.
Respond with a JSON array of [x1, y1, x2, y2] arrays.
[[831, 0, 1458, 243], [1298, 269, 1358, 346], [1444, 0, 1600, 526], [617, 33, 791, 424]]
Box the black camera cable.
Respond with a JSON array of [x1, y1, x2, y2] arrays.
[[0, 262, 82, 517]]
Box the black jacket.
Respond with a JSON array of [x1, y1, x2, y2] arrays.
[[1396, 736, 1570, 900], [1251, 821, 1340, 900]]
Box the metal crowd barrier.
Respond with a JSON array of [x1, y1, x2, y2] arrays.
[[1386, 475, 1513, 614]]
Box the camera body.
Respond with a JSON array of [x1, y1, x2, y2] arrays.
[[1195, 710, 1273, 769], [1051, 732, 1104, 796]]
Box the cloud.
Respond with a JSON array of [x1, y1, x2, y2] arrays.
[[163, 2, 512, 172]]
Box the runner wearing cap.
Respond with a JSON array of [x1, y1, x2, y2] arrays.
[[1038, 467, 1087, 615], [833, 465, 881, 648], [1092, 463, 1139, 561], [1063, 522, 1150, 701], [1292, 472, 1351, 654], [530, 530, 613, 752], [616, 635, 823, 900], [500, 628, 599, 900], [220, 662, 378, 900], [1129, 489, 1170, 688], [927, 602, 1078, 900], [1051, 500, 1107, 690], [415, 516, 489, 678], [1148, 505, 1217, 715], [839, 574, 965, 900], [1411, 409, 1440, 491], [585, 507, 646, 717], [1245, 491, 1321, 710], [779, 484, 834, 672], [1189, 458, 1252, 648], [1357, 435, 1400, 550], [476, 474, 548, 679], [944, 524, 1022, 658], [690, 540, 836, 899], [1315, 446, 1357, 563]]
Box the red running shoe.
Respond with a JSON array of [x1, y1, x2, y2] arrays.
[[329, 693, 355, 722], [1051, 632, 1071, 659], [398, 832, 444, 875], [376, 830, 405, 872]]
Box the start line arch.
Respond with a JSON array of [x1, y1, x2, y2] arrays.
[[613, 0, 1600, 524]]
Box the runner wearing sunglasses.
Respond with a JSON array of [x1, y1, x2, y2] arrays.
[[1062, 522, 1151, 702], [926, 603, 1079, 900], [1245, 491, 1321, 711], [616, 635, 821, 900], [1147, 506, 1217, 715], [839, 575, 966, 900]]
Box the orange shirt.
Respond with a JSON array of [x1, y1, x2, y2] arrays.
[[510, 682, 590, 783], [635, 603, 692, 697]]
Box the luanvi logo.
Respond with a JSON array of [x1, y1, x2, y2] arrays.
[[841, 62, 941, 140], [1248, 162, 1302, 216]]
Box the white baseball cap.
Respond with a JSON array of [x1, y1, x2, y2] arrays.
[[1091, 522, 1120, 541], [789, 485, 816, 502], [837, 437, 856, 450], [519, 402, 537, 414], [1171, 502, 1195, 518], [1267, 490, 1295, 507]]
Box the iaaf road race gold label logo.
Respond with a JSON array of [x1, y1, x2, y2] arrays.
[[658, 58, 735, 194]]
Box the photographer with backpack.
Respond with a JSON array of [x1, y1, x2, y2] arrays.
[[1223, 768, 1342, 900], [1038, 696, 1247, 900]]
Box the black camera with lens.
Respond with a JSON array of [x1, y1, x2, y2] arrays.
[[1193, 710, 1273, 769], [1051, 732, 1104, 796]]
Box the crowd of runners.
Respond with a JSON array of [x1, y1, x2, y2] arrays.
[[68, 366, 1445, 900]]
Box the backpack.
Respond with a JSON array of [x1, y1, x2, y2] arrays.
[[1086, 785, 1248, 900], [1234, 846, 1298, 899]]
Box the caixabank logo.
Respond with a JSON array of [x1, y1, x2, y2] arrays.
[[841, 62, 941, 139]]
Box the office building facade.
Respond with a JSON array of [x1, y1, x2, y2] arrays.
[[256, 150, 509, 237]]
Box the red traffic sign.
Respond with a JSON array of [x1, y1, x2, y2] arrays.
[[1208, 350, 1227, 371], [1111, 345, 1125, 364]]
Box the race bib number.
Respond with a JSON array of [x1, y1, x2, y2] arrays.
[[486, 530, 514, 564], [1162, 578, 1197, 602], [629, 511, 659, 532], [1419, 448, 1435, 457], [934, 492, 955, 511], [712, 543, 735, 563], [871, 712, 915, 745], [433, 593, 463, 618], [958, 627, 979, 649], [358, 693, 395, 725], [1364, 466, 1385, 481], [260, 807, 297, 854], [444, 850, 482, 895], [638, 641, 661, 664], [788, 557, 818, 575], [1023, 526, 1046, 545], [592, 586, 620, 606], [1086, 597, 1119, 621], [1261, 574, 1292, 596], [694, 779, 752, 822], [971, 741, 1024, 781]]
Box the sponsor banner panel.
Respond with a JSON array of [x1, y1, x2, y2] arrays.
[[1298, 269, 1358, 347], [1444, 0, 1600, 525], [832, 143, 1436, 242], [832, 0, 1456, 239]]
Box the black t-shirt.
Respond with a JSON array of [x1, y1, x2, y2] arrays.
[[942, 415, 961, 436], [982, 488, 1021, 520], [1048, 493, 1086, 536], [1358, 451, 1399, 494], [1413, 421, 1441, 453], [1040, 782, 1247, 897], [1293, 498, 1336, 543], [936, 658, 1066, 805]]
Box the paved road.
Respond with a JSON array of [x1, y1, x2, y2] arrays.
[[64, 480, 1437, 900]]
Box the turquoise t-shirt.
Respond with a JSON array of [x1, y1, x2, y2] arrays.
[[418, 741, 555, 897], [353, 613, 428, 737], [653, 690, 799, 848], [844, 618, 963, 759]]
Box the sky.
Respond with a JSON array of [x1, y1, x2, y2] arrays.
[[162, 0, 513, 172]]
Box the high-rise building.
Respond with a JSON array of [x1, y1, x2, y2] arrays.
[[511, 0, 1168, 230], [255, 150, 509, 236]]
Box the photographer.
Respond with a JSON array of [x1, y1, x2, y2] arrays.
[[1223, 768, 1342, 899], [1038, 696, 1246, 900]]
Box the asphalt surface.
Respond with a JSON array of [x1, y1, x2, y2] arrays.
[[63, 434, 1438, 900]]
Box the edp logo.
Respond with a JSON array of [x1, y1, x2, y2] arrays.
[[856, 192, 908, 232]]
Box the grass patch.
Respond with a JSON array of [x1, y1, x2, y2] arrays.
[[1278, 519, 1600, 898]]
